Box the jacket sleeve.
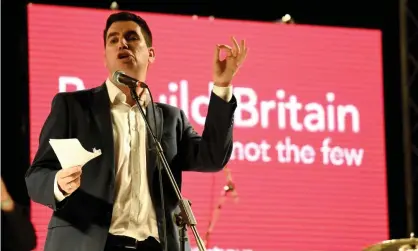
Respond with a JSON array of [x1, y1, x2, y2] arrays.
[[25, 93, 70, 211], [179, 92, 237, 172]]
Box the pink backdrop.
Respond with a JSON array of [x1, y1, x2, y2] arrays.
[[28, 4, 388, 251]]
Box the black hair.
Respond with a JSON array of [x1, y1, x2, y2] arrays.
[[103, 11, 153, 47]]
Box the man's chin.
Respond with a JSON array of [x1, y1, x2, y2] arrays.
[[114, 65, 136, 75], [109, 63, 144, 78]]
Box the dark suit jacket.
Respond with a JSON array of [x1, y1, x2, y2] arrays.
[[25, 83, 236, 251]]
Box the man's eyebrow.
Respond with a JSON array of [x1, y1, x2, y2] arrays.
[[107, 30, 139, 39], [125, 30, 140, 36], [107, 32, 119, 39]]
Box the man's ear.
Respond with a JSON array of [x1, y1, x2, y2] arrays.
[[148, 47, 156, 64]]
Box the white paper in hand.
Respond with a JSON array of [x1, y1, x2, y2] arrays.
[[49, 138, 102, 169]]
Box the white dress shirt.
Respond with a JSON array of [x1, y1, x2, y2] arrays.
[[54, 78, 232, 242]]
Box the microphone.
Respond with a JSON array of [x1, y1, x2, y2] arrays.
[[112, 70, 148, 88]]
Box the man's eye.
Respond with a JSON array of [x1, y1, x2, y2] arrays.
[[127, 36, 138, 41]]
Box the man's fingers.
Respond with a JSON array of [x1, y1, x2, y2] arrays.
[[217, 44, 233, 54], [59, 171, 81, 182], [240, 39, 245, 51], [57, 166, 82, 191], [237, 46, 248, 66], [58, 174, 82, 194], [215, 38, 247, 65], [60, 172, 81, 184], [217, 44, 234, 59], [70, 176, 81, 187], [236, 40, 247, 62], [214, 45, 221, 63], [231, 37, 240, 57], [60, 165, 82, 177], [63, 175, 81, 186]]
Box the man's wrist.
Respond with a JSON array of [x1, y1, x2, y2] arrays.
[[213, 81, 231, 88], [212, 85, 233, 102]]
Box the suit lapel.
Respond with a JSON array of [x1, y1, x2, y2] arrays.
[[145, 102, 163, 193], [90, 83, 115, 178]]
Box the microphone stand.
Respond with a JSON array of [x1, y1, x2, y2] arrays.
[[129, 85, 207, 251]]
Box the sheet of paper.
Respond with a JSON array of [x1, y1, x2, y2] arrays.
[[49, 138, 102, 169]]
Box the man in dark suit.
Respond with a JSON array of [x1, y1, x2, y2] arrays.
[[25, 11, 247, 251]]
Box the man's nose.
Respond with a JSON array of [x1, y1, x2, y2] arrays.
[[118, 38, 128, 49]]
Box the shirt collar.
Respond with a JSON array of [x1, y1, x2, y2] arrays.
[[105, 78, 150, 107]]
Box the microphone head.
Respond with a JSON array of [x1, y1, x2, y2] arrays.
[[112, 70, 124, 84], [112, 70, 148, 88]]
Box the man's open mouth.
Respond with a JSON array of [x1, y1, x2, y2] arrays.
[[118, 52, 132, 59]]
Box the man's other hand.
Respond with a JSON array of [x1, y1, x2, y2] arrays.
[[57, 166, 82, 195]]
